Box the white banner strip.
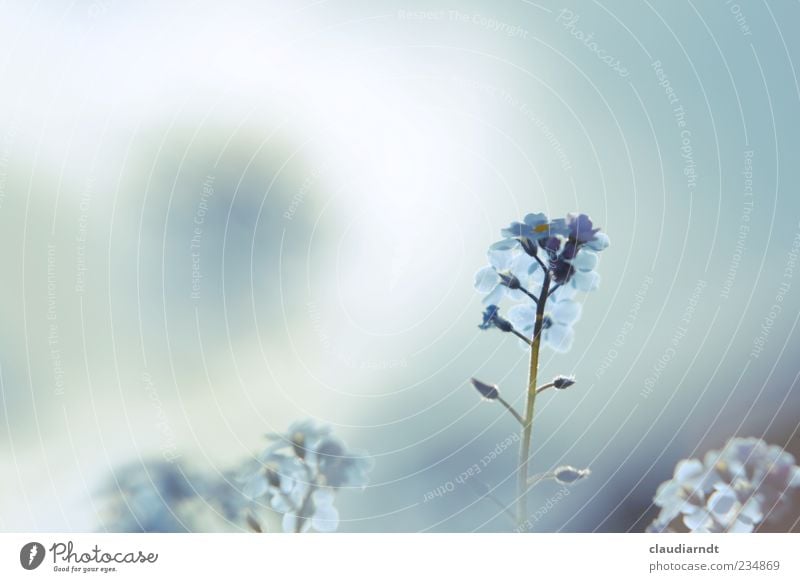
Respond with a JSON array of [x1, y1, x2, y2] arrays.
[[1, 533, 798, 581]]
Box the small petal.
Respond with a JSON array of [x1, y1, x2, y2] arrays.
[[242, 475, 269, 500], [550, 298, 582, 325], [683, 508, 713, 531], [507, 304, 537, 336], [311, 504, 340, 532], [674, 459, 704, 484], [585, 232, 610, 251], [570, 250, 598, 272], [571, 270, 600, 292], [543, 324, 574, 353], [474, 266, 500, 293], [282, 512, 299, 533], [482, 284, 507, 306]]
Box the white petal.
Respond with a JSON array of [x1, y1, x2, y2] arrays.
[[571, 270, 600, 292], [271, 494, 292, 513], [707, 489, 737, 519], [585, 232, 609, 251], [482, 284, 506, 306], [488, 241, 516, 269], [507, 304, 537, 335], [282, 512, 298, 533], [474, 266, 500, 293], [489, 238, 519, 251], [550, 299, 582, 325], [570, 250, 598, 272], [543, 324, 574, 353], [727, 519, 754, 533], [654, 480, 681, 506], [313, 488, 336, 507], [311, 504, 340, 532], [674, 459, 704, 483], [242, 476, 269, 500], [789, 466, 800, 488], [739, 497, 764, 524], [510, 253, 539, 281], [683, 508, 712, 531]]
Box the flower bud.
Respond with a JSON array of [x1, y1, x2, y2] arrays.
[[470, 378, 499, 400], [553, 465, 591, 484], [553, 375, 576, 390], [499, 272, 521, 289], [493, 317, 514, 333]]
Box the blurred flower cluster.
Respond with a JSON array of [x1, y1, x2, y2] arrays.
[[648, 437, 800, 533], [240, 420, 372, 533], [97, 461, 243, 532], [475, 212, 609, 352], [99, 420, 371, 533]]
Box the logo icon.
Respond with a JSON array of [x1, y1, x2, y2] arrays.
[[20, 542, 45, 570]]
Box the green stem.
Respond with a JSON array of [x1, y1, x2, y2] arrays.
[[516, 275, 550, 529]]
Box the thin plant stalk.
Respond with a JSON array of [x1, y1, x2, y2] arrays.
[[516, 274, 550, 528]]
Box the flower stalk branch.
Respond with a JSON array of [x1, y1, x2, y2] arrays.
[[516, 274, 549, 527]]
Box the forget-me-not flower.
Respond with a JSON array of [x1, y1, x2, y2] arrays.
[[648, 437, 800, 533]]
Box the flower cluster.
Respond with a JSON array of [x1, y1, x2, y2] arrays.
[[240, 420, 372, 533], [468, 211, 606, 530], [648, 437, 800, 533], [97, 461, 245, 532], [474, 212, 608, 352]]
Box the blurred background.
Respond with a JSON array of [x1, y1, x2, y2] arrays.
[[1, 0, 799, 532]]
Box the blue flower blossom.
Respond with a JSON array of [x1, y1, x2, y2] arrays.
[[474, 240, 543, 305], [649, 437, 800, 533], [500, 212, 568, 243], [240, 420, 371, 532], [507, 288, 582, 352], [475, 211, 608, 353]]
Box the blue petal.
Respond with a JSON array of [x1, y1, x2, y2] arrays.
[[482, 284, 506, 306], [507, 304, 536, 335], [570, 249, 598, 272], [523, 212, 548, 227], [474, 266, 500, 293], [571, 270, 600, 292], [543, 324, 574, 352], [550, 298, 582, 325], [585, 232, 610, 251]]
